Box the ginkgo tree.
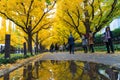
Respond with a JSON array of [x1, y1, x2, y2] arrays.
[[55, 0, 120, 37], [0, 0, 56, 55]]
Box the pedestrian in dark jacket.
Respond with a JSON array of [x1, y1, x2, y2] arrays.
[[68, 33, 74, 54], [105, 26, 114, 53]]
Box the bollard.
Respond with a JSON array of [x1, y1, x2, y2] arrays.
[[35, 61, 39, 78], [23, 65, 27, 79], [4, 73, 9, 80], [5, 34, 11, 58], [23, 42, 27, 56], [27, 63, 32, 80]]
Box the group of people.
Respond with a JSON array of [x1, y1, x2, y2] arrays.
[[68, 31, 94, 54], [50, 43, 59, 52], [68, 26, 114, 54], [50, 26, 114, 54], [81, 31, 94, 53]]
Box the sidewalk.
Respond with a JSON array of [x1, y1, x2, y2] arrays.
[[40, 52, 120, 68]]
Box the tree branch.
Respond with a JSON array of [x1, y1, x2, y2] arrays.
[[26, 0, 34, 28], [89, 0, 94, 20], [63, 19, 75, 27], [106, 0, 117, 18], [65, 10, 77, 27], [32, 22, 51, 35], [94, 0, 117, 33], [76, 6, 80, 27], [32, 0, 57, 32], [0, 11, 27, 33], [20, 2, 27, 14], [24, 36, 28, 42], [31, 12, 46, 31]]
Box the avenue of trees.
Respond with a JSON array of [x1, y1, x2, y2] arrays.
[[0, 0, 120, 55]]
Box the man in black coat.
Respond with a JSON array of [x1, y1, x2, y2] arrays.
[[68, 33, 75, 54]]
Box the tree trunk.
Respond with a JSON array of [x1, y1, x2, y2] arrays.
[[83, 0, 91, 35], [86, 23, 90, 35], [28, 33, 33, 55], [35, 32, 39, 54]]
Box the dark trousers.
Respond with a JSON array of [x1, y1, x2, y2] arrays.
[[69, 45, 74, 54], [89, 44, 94, 53], [83, 45, 88, 53], [105, 38, 114, 53]]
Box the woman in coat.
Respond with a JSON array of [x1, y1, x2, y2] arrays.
[[88, 31, 94, 53], [105, 26, 114, 53]]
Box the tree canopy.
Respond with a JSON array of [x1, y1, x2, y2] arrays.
[[0, 0, 56, 54], [54, 0, 120, 36]]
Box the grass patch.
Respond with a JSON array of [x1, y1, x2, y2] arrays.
[[0, 53, 33, 65]]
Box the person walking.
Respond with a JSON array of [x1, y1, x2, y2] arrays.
[[82, 35, 88, 53], [88, 31, 94, 53], [68, 33, 75, 54], [105, 26, 114, 53]]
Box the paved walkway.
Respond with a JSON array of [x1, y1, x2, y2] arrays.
[[40, 52, 120, 68], [0, 52, 120, 77]]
